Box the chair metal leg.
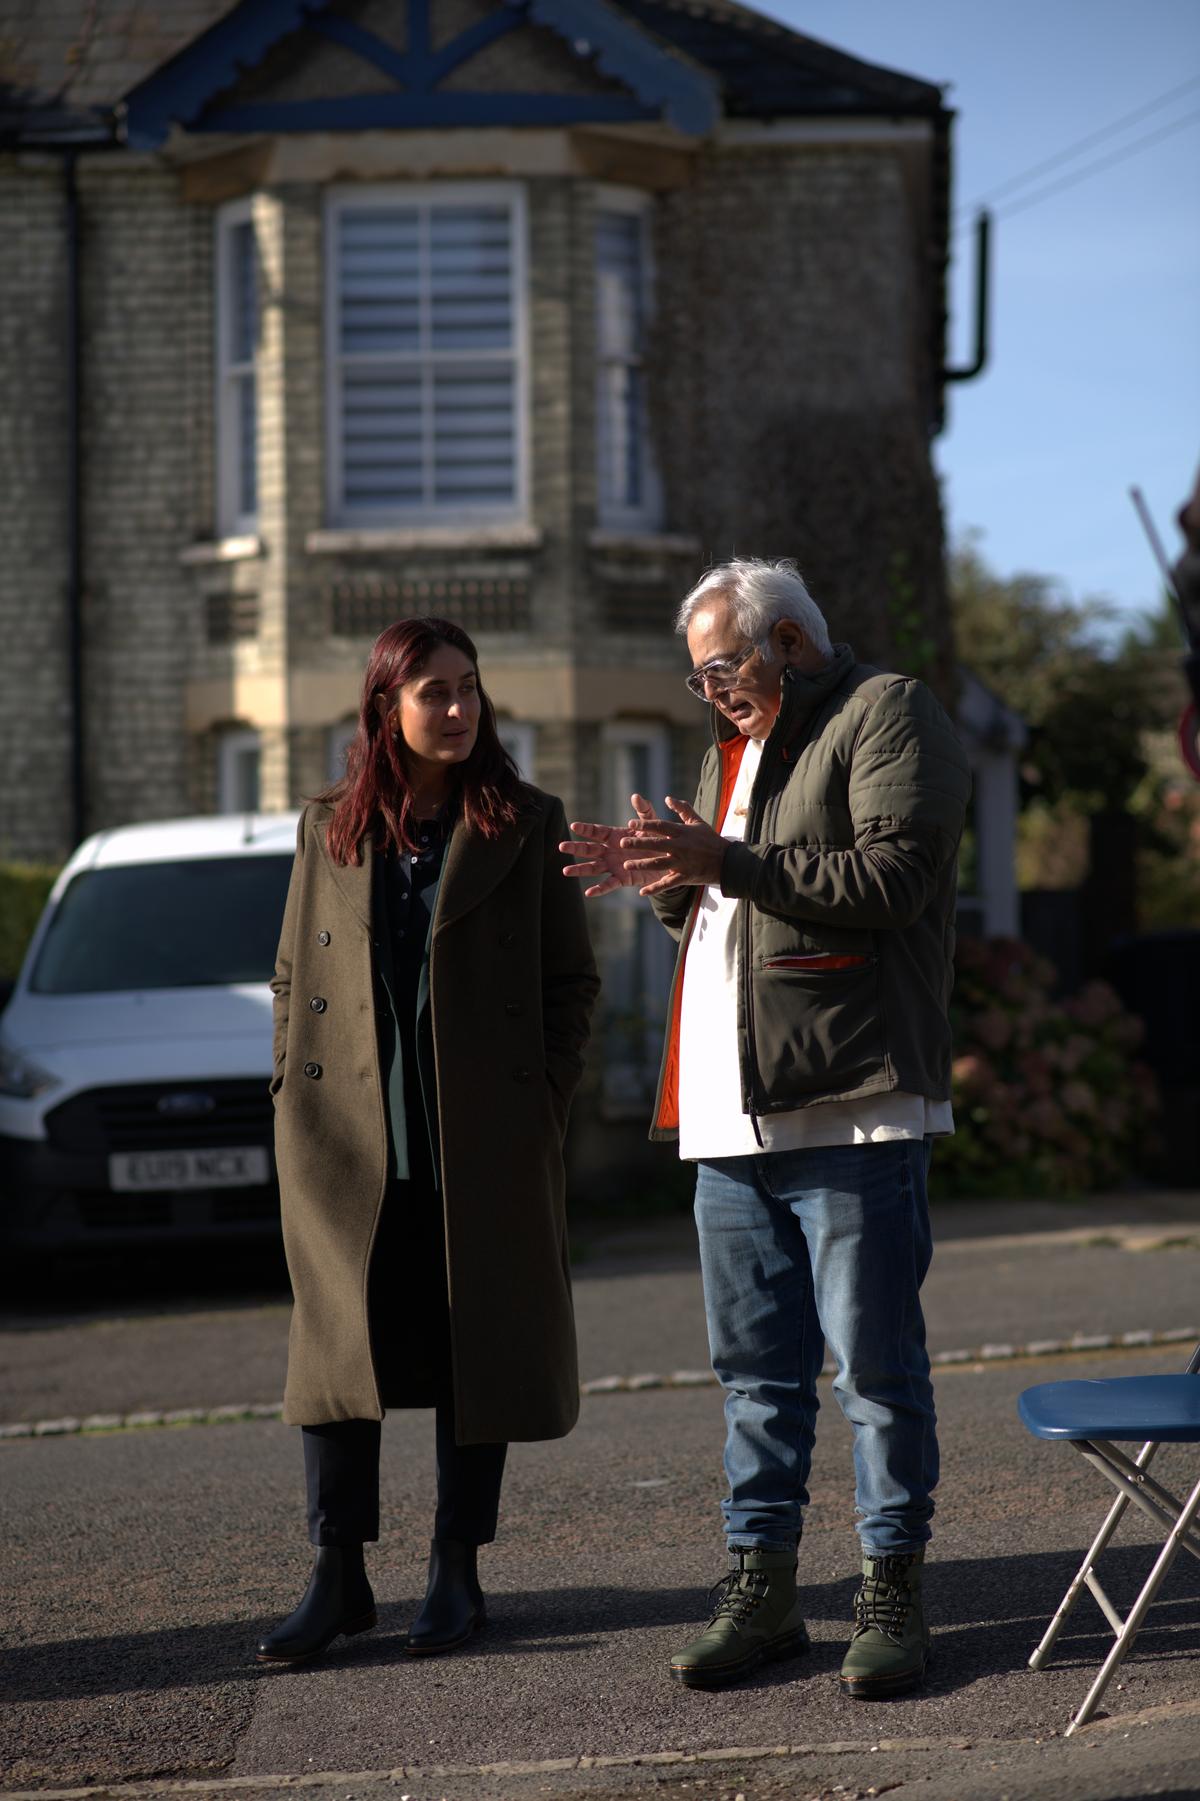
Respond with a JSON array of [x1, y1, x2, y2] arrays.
[[1065, 1467, 1200, 1736], [1090, 1443, 1200, 1561], [1028, 1438, 1159, 1671]]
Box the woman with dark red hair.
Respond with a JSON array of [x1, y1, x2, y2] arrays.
[[257, 617, 598, 1667]]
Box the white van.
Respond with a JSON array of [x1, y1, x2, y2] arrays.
[[0, 813, 299, 1256]]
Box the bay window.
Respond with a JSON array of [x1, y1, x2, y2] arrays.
[[326, 184, 527, 524], [594, 191, 662, 530], [215, 200, 259, 536]]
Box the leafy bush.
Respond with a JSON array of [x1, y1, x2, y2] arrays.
[[0, 863, 59, 981], [933, 936, 1160, 1199]]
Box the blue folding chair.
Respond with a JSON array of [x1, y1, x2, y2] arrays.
[[1018, 1343, 1200, 1734]]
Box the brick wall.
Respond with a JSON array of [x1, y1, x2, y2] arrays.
[[0, 156, 200, 859], [653, 144, 953, 693], [0, 161, 76, 861], [78, 163, 197, 830], [0, 133, 951, 860]]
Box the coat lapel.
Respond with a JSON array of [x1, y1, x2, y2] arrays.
[[312, 808, 374, 930], [311, 802, 536, 937], [433, 809, 537, 936]]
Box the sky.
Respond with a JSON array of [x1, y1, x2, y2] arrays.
[[761, 0, 1200, 628]]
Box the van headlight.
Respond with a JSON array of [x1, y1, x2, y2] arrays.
[[0, 1046, 60, 1099]]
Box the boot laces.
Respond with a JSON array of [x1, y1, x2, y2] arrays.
[[853, 1558, 915, 1644], [706, 1568, 769, 1628]]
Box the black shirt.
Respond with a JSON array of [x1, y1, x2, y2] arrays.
[[380, 808, 453, 1018], [374, 808, 453, 1192]]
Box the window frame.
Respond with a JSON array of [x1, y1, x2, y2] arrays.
[[599, 720, 674, 1114], [496, 719, 537, 782], [324, 180, 530, 529], [214, 197, 259, 538], [216, 727, 262, 815], [593, 185, 663, 533], [327, 719, 357, 784]]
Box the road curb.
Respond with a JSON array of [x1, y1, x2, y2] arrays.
[[0, 1325, 1194, 1443], [0, 1735, 981, 1800]]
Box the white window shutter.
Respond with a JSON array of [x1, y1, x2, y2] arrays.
[[331, 188, 524, 522]]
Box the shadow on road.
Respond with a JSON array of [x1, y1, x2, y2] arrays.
[[0, 1244, 291, 1327], [6, 1545, 1198, 1705]]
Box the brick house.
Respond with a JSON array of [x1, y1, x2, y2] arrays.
[[1, 0, 1001, 1131]]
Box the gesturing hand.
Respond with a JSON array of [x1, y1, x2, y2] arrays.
[[559, 793, 663, 898], [618, 796, 726, 896]]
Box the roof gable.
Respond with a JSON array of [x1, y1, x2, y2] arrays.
[[612, 0, 944, 118], [121, 0, 721, 147]]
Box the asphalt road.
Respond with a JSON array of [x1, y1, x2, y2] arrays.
[[3, 1191, 1200, 1799], [3, 1199, 1200, 1427], [4, 1352, 1200, 1798]]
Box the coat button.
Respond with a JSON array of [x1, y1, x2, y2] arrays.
[[505, 1001, 523, 1017], [303, 1062, 322, 1079], [309, 996, 327, 1013], [500, 931, 516, 947], [317, 931, 330, 946], [514, 1066, 532, 1083]]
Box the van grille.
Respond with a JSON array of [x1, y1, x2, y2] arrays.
[[44, 1082, 273, 1154], [79, 1195, 173, 1231], [72, 1191, 280, 1232]]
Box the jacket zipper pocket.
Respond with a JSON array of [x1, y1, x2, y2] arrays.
[[761, 953, 872, 972]]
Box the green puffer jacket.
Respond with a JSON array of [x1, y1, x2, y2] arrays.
[[648, 644, 971, 1141]]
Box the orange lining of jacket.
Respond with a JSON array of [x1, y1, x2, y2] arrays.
[[654, 733, 749, 1133]]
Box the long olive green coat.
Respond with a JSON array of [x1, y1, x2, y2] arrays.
[[269, 790, 599, 1442]]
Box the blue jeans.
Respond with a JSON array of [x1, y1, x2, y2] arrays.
[[693, 1137, 938, 1556]]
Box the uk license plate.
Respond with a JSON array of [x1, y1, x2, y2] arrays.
[[108, 1147, 270, 1192]]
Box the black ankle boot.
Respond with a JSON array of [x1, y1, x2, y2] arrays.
[[404, 1537, 486, 1655], [256, 1545, 377, 1666]]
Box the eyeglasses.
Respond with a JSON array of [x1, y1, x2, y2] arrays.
[[684, 641, 761, 699]]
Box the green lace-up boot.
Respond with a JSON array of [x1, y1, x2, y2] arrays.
[[669, 1548, 809, 1689], [839, 1549, 929, 1698]]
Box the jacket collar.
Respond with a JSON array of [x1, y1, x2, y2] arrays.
[[710, 642, 858, 752], [312, 801, 537, 935]]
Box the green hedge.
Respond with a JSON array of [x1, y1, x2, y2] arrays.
[[0, 863, 59, 980]]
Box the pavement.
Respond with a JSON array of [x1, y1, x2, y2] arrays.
[[3, 1187, 1200, 1801]]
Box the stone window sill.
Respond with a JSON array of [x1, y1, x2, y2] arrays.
[[179, 534, 265, 567], [306, 524, 544, 555], [587, 530, 700, 557]]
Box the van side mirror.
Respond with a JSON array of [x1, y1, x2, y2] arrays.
[[0, 978, 15, 1014]]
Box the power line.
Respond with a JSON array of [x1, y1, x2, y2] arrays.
[[955, 70, 1200, 217], [988, 103, 1200, 223]]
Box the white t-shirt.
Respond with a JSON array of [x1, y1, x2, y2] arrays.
[[677, 736, 954, 1161]]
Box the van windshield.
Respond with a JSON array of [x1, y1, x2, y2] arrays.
[[30, 856, 295, 994]]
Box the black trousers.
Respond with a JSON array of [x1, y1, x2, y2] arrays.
[[303, 1406, 507, 1547]]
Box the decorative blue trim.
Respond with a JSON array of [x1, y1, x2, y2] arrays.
[[308, 16, 411, 86], [203, 92, 657, 131], [308, 6, 525, 96], [122, 0, 338, 148], [409, 0, 431, 64], [526, 0, 718, 135], [121, 0, 719, 149], [426, 9, 526, 88]]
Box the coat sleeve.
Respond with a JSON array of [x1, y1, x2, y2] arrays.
[[268, 810, 306, 1096], [719, 680, 971, 931], [541, 797, 601, 1116]]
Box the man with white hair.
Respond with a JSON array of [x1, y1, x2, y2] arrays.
[[563, 559, 970, 1698]]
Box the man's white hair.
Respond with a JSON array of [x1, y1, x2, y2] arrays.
[[675, 558, 833, 663]]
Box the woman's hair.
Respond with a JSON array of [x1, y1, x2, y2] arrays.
[[675, 558, 833, 662], [319, 616, 526, 866]]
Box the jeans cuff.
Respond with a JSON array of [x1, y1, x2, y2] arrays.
[[726, 1537, 798, 1553]]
